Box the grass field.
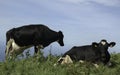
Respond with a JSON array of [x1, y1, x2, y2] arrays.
[[0, 52, 120, 75]]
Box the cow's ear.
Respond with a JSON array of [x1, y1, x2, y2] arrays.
[[92, 42, 98, 48], [58, 31, 64, 37], [109, 42, 116, 47], [58, 31, 62, 34]]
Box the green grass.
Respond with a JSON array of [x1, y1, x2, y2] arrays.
[[0, 53, 120, 75]]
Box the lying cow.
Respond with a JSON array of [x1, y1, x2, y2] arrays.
[[55, 39, 116, 67], [5, 24, 64, 59]]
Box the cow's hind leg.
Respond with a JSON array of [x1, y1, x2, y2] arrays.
[[93, 63, 99, 68], [5, 39, 14, 60]]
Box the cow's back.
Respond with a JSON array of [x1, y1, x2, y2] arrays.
[[6, 24, 51, 46]]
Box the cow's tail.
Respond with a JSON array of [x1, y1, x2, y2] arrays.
[[6, 28, 15, 44]]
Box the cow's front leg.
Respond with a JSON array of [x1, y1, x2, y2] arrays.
[[34, 45, 44, 57], [34, 46, 39, 54], [7, 48, 17, 61]]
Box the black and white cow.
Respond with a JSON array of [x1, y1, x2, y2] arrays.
[[5, 24, 64, 59], [55, 39, 116, 67]]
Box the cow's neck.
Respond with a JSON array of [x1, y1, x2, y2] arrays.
[[47, 32, 58, 42], [43, 31, 59, 46]]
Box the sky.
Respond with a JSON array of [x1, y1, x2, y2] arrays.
[[0, 0, 120, 61]]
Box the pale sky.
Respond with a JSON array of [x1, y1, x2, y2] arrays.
[[0, 0, 120, 61]]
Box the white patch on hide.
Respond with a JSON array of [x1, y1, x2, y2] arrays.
[[11, 39, 32, 55], [101, 41, 106, 45], [6, 39, 14, 56], [94, 64, 99, 68], [61, 55, 73, 64], [12, 40, 20, 50], [79, 60, 84, 63]]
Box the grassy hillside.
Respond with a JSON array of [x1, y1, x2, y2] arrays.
[[0, 53, 120, 75]]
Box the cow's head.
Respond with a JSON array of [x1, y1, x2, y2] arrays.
[[99, 39, 115, 57], [57, 31, 64, 46], [93, 39, 116, 61]]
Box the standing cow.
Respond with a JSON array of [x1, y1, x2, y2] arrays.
[[5, 24, 64, 59], [55, 39, 116, 67]]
